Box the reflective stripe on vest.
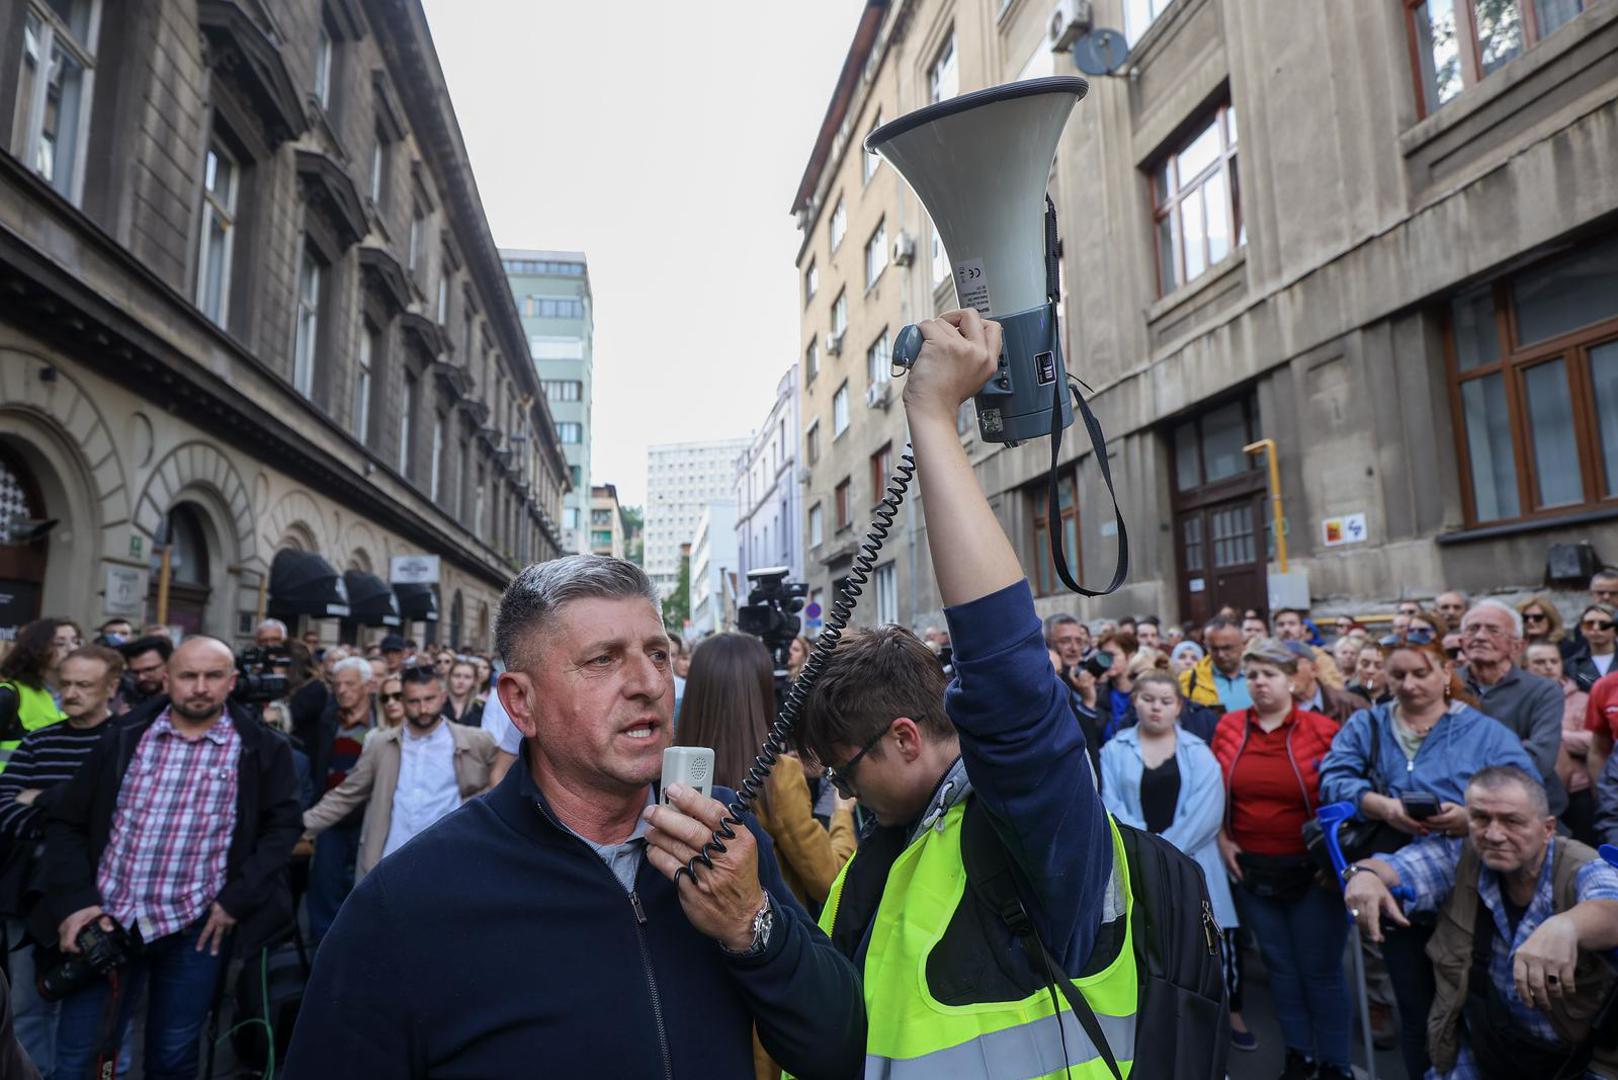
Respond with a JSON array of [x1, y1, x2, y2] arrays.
[[0, 682, 64, 772], [822, 802, 1138, 1080]]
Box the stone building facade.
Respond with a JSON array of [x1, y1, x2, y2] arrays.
[[795, 0, 1618, 631], [734, 363, 805, 588], [0, 0, 569, 650]]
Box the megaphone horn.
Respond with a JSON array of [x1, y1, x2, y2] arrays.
[[867, 76, 1087, 445]]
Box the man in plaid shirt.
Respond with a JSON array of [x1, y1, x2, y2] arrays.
[[1344, 765, 1618, 1079], [41, 636, 301, 1080]]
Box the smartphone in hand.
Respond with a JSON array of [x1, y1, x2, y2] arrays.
[[1400, 792, 1441, 821]]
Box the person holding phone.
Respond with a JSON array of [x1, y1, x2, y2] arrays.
[[1319, 637, 1541, 1079]]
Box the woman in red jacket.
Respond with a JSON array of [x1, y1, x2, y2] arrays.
[[1213, 637, 1351, 1080]]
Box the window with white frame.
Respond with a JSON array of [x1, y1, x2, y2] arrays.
[[12, 0, 100, 203], [863, 110, 882, 182], [558, 422, 583, 444], [353, 323, 375, 442], [430, 413, 444, 501], [436, 274, 449, 324], [292, 242, 323, 398], [833, 381, 850, 437], [865, 218, 888, 288], [805, 337, 819, 384], [314, 22, 334, 109], [929, 34, 958, 103], [1151, 104, 1242, 295], [831, 290, 848, 337], [399, 371, 415, 475], [875, 562, 898, 625], [196, 138, 239, 327], [804, 259, 818, 304], [369, 127, 389, 206], [809, 503, 823, 547], [867, 330, 891, 386], [829, 196, 847, 252], [1124, 0, 1176, 45], [541, 379, 583, 402]]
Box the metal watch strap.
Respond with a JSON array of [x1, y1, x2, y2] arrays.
[[1341, 863, 1371, 883], [720, 893, 774, 957]]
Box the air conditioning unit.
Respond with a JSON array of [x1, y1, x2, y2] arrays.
[[1047, 0, 1094, 52], [865, 382, 891, 410], [796, 465, 813, 484], [826, 330, 845, 356], [891, 232, 916, 267]]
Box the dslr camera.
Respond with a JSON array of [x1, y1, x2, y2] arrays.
[[736, 567, 809, 683], [37, 917, 142, 1002], [232, 645, 290, 706]]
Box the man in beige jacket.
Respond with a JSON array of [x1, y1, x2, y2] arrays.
[[303, 667, 500, 879]]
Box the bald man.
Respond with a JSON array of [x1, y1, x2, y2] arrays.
[[42, 636, 301, 1080]]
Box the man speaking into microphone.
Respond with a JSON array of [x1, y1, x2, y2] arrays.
[[285, 556, 864, 1079]]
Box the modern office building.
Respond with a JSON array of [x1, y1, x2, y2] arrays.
[[502, 248, 592, 553], [645, 437, 751, 599], [795, 0, 1618, 630], [0, 0, 569, 650], [688, 499, 739, 639], [590, 482, 626, 559], [734, 365, 805, 589]]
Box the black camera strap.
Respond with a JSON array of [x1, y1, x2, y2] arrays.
[[1046, 377, 1128, 597]]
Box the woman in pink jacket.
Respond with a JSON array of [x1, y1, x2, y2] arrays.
[[1525, 640, 1596, 844]]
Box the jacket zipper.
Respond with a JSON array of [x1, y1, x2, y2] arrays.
[[532, 798, 674, 1080]]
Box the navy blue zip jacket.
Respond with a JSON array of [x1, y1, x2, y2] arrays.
[[283, 751, 865, 1079]]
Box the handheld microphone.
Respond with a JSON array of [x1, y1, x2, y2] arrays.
[[661, 746, 714, 804]]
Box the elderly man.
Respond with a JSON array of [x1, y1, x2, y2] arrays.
[[1044, 613, 1087, 672], [1461, 600, 1567, 815], [298, 655, 377, 944], [286, 556, 863, 1077], [254, 618, 288, 648], [1343, 766, 1618, 1078]]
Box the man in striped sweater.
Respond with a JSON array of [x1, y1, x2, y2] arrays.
[[0, 644, 121, 1077]]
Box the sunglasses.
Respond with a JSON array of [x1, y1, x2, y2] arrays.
[[378, 692, 403, 703], [1584, 620, 1616, 632], [1379, 629, 1434, 647], [824, 723, 892, 799], [1523, 612, 1548, 622]]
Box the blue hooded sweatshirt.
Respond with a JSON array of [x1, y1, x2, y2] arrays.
[[1318, 701, 1541, 817]]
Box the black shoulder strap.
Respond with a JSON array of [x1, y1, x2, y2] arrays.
[[1048, 380, 1128, 598], [962, 802, 1124, 1080]]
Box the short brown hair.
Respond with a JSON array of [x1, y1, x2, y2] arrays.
[[794, 626, 952, 766]]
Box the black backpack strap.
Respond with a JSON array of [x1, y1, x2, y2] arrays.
[[961, 802, 1124, 1080], [1048, 380, 1128, 598]]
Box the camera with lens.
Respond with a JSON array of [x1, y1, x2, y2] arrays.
[[37, 917, 141, 1002], [736, 567, 809, 680], [232, 645, 290, 706], [1080, 648, 1114, 680]]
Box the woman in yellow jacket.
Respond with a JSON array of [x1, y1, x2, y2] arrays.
[[0, 618, 77, 772], [674, 632, 856, 1080]]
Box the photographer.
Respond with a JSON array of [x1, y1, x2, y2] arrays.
[[41, 636, 301, 1080], [0, 645, 122, 1076]]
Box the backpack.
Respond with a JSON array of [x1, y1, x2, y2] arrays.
[[963, 805, 1229, 1080]]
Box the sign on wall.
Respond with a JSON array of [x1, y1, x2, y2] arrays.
[[390, 554, 441, 584], [1321, 512, 1368, 547], [103, 565, 149, 616]]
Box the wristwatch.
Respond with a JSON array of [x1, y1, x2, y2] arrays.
[[1340, 863, 1372, 884], [721, 893, 775, 958]]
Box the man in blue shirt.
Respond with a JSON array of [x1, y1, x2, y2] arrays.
[[1343, 765, 1618, 1078]]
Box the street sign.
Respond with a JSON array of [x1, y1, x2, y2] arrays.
[[1321, 512, 1368, 547], [804, 602, 822, 620], [104, 565, 149, 616], [390, 554, 441, 584]]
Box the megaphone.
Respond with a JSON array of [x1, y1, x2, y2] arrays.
[[868, 76, 1087, 445]]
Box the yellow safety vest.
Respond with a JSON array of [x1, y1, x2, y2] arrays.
[[0, 680, 65, 773], [820, 801, 1138, 1080]]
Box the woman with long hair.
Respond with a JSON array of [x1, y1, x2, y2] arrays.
[[674, 633, 855, 908], [470, 655, 493, 703], [1517, 594, 1567, 651], [1319, 637, 1538, 1078], [376, 673, 406, 729], [1101, 671, 1249, 1050], [0, 618, 78, 770], [443, 658, 484, 726], [1568, 601, 1618, 692], [786, 635, 812, 683], [1524, 640, 1597, 844], [1211, 638, 1351, 1080]]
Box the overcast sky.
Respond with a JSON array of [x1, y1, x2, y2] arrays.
[[421, 0, 868, 509]]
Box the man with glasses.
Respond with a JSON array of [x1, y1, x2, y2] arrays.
[[789, 310, 1156, 1079], [300, 667, 497, 884], [1459, 600, 1566, 815], [113, 634, 170, 716]]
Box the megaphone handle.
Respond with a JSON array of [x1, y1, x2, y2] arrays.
[[893, 324, 924, 371]]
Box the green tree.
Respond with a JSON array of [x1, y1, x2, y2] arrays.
[[620, 504, 645, 566], [662, 548, 689, 629]]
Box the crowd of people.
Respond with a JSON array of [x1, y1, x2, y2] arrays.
[[1041, 571, 1618, 1079]]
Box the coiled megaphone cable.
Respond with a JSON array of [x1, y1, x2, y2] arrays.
[[673, 448, 917, 885]]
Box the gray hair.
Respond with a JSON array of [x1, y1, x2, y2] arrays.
[[256, 618, 288, 636], [1463, 598, 1523, 637], [496, 555, 661, 667], [1043, 613, 1081, 645], [1467, 764, 1549, 818], [331, 656, 372, 681], [1241, 636, 1299, 673]]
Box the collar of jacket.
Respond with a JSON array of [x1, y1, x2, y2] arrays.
[[489, 740, 664, 848], [117, 695, 271, 755], [1463, 662, 1522, 693], [910, 756, 973, 844]]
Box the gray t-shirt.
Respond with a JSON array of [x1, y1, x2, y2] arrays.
[[565, 787, 655, 892]]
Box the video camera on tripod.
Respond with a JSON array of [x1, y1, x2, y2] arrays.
[[735, 567, 809, 687], [232, 645, 290, 707]]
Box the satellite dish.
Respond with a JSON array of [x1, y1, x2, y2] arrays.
[[1072, 28, 1130, 77]]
